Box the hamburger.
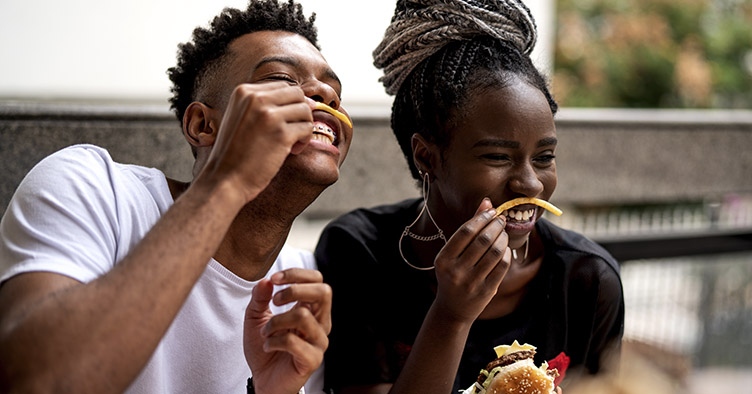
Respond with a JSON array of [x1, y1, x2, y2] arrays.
[[464, 341, 559, 394]]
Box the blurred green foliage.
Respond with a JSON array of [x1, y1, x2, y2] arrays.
[[554, 0, 752, 108]]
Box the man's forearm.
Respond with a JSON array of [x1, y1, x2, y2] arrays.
[[0, 177, 247, 393]]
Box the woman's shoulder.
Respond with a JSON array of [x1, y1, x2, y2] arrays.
[[324, 198, 421, 235], [315, 198, 421, 271], [537, 219, 621, 277], [537, 220, 624, 310]]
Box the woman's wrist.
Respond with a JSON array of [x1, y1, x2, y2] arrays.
[[428, 301, 477, 331]]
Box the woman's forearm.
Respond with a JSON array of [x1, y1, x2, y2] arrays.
[[389, 303, 473, 394]]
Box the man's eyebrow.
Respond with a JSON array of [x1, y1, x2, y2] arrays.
[[254, 56, 300, 72], [255, 56, 342, 85]]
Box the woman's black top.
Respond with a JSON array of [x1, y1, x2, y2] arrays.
[[315, 198, 624, 392]]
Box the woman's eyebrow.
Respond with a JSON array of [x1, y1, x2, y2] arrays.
[[537, 137, 558, 147], [472, 136, 558, 149], [472, 139, 520, 149]]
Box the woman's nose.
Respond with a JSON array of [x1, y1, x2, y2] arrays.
[[508, 163, 544, 196]]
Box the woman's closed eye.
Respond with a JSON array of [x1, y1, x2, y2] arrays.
[[481, 153, 512, 162], [533, 153, 556, 167]]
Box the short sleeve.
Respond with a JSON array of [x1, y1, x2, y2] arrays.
[[0, 146, 122, 284], [588, 258, 625, 370], [563, 252, 624, 375]]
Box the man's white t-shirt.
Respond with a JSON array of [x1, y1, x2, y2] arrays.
[[0, 144, 323, 393]]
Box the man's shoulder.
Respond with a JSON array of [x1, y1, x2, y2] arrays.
[[11, 144, 118, 204], [30, 144, 160, 183], [42, 143, 115, 164], [32, 144, 112, 175]]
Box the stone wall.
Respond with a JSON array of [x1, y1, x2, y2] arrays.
[[2, 101, 751, 219]]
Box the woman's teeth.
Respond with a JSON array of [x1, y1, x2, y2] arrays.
[[500, 208, 535, 222], [312, 123, 335, 144]]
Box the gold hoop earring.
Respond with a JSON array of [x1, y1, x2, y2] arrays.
[[398, 171, 446, 270]]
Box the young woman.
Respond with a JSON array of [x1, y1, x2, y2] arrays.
[[315, 1, 624, 393]]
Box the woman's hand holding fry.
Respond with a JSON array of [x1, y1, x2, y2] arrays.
[[432, 198, 512, 323]]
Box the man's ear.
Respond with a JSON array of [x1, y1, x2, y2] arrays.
[[183, 102, 218, 148], [411, 133, 439, 177]]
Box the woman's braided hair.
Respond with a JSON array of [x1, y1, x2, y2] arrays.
[[373, 0, 558, 181], [167, 0, 318, 127]]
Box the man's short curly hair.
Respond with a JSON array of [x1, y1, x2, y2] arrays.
[[167, 0, 318, 126]]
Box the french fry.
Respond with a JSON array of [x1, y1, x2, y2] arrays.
[[495, 197, 563, 217], [314, 102, 352, 129]]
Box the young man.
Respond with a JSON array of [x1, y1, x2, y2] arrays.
[[0, 1, 352, 393]]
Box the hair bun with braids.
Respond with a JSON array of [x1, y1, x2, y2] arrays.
[[373, 0, 538, 95]]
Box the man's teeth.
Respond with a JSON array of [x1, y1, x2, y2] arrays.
[[312, 123, 335, 144], [500, 208, 535, 222]]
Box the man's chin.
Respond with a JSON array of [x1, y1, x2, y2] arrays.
[[307, 171, 340, 188], [285, 154, 342, 186]]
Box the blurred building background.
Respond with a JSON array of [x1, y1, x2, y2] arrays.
[[0, 0, 555, 107], [549, 2, 752, 392], [1, 1, 751, 393]]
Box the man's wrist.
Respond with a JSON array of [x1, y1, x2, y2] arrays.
[[247, 377, 307, 394]]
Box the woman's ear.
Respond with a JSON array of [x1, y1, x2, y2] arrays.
[[411, 133, 439, 177], [183, 102, 218, 148]]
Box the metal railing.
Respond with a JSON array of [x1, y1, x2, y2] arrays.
[[553, 198, 752, 369]]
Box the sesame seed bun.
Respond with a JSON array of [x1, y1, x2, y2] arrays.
[[485, 358, 556, 394]]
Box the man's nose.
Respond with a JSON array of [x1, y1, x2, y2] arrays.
[[304, 81, 340, 109]]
